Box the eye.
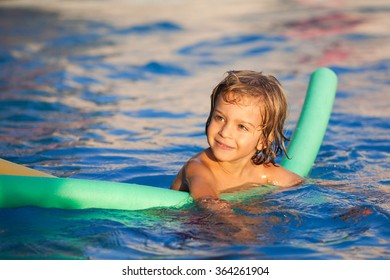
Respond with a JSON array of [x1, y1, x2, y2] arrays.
[[214, 114, 224, 122], [238, 124, 249, 131]]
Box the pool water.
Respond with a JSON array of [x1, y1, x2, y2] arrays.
[[0, 0, 389, 259]]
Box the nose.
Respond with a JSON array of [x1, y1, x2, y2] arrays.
[[219, 123, 232, 138]]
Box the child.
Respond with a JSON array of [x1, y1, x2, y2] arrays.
[[171, 70, 302, 201]]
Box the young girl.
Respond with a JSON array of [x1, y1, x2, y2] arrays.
[[171, 70, 302, 201]]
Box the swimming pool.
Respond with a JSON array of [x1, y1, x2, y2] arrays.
[[0, 0, 389, 259]]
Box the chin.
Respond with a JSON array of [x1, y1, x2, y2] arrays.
[[210, 147, 235, 162]]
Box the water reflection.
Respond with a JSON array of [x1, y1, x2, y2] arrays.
[[0, 0, 389, 259]]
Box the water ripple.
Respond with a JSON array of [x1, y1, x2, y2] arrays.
[[0, 0, 389, 260]]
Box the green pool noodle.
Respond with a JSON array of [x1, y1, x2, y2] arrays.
[[0, 67, 337, 210], [281, 67, 337, 177], [0, 175, 193, 210]]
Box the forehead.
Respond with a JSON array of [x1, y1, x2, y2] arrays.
[[218, 91, 262, 108], [215, 92, 263, 121]]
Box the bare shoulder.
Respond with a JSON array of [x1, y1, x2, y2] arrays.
[[170, 150, 219, 199], [170, 154, 202, 191], [263, 164, 303, 188], [185, 151, 211, 177], [185, 151, 219, 199]]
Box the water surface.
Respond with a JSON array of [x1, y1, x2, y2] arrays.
[[0, 0, 389, 259]]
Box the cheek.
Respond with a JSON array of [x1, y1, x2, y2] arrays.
[[241, 134, 263, 149], [206, 125, 216, 145], [206, 124, 215, 143], [207, 120, 218, 134]]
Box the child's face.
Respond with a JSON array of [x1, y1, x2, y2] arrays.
[[207, 93, 264, 164]]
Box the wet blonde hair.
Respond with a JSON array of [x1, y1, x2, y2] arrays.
[[205, 70, 289, 165]]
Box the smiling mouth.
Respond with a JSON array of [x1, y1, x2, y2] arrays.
[[215, 139, 234, 150]]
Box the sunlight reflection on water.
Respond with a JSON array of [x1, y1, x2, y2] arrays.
[[0, 0, 389, 259]]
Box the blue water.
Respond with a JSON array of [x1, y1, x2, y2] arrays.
[[0, 0, 389, 259]]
